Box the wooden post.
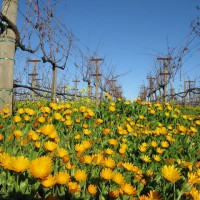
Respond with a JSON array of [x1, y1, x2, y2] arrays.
[[72, 79, 80, 99], [157, 57, 171, 102], [27, 59, 40, 101], [51, 66, 57, 103], [147, 76, 155, 102], [90, 57, 103, 105], [0, 0, 18, 113]]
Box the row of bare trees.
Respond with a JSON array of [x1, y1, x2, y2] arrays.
[[0, 0, 125, 113], [138, 6, 200, 105]]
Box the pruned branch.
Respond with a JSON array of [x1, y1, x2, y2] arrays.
[[0, 11, 40, 53]]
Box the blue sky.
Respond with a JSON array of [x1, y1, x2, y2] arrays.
[[60, 0, 200, 100], [15, 0, 200, 100]]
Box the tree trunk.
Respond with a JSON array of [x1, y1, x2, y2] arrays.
[[0, 0, 18, 113]]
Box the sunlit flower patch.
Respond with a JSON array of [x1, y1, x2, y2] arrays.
[[0, 97, 199, 199]]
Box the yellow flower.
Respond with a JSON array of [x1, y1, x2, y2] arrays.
[[11, 156, 29, 172], [29, 156, 52, 179], [13, 130, 23, 139], [54, 112, 62, 120], [80, 155, 92, 164], [82, 140, 92, 149], [83, 128, 91, 135], [109, 106, 116, 112], [162, 165, 181, 182], [103, 157, 115, 168], [2, 107, 10, 115], [55, 171, 70, 185], [105, 148, 115, 155], [148, 190, 162, 199], [156, 147, 164, 154], [109, 190, 120, 198], [40, 124, 57, 136], [37, 116, 46, 123], [141, 155, 151, 163], [138, 145, 147, 153], [74, 169, 87, 182], [103, 128, 111, 135], [14, 115, 21, 123], [108, 139, 118, 147], [87, 184, 97, 195], [101, 168, 113, 180], [44, 141, 58, 152], [122, 162, 134, 171], [112, 172, 125, 185], [41, 174, 57, 187], [68, 181, 81, 193], [24, 115, 30, 121], [92, 154, 104, 165], [153, 155, 161, 162], [161, 141, 169, 148], [57, 148, 68, 158], [0, 152, 12, 170], [151, 141, 158, 148], [121, 183, 137, 195]]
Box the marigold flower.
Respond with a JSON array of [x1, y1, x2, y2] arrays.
[[161, 141, 169, 148], [74, 169, 87, 182], [83, 129, 91, 135], [101, 168, 113, 180], [112, 172, 125, 185], [122, 162, 134, 171], [105, 148, 115, 155], [13, 130, 23, 139], [153, 155, 161, 162], [156, 147, 164, 154], [87, 184, 97, 195], [162, 165, 181, 182], [121, 183, 137, 195], [29, 156, 52, 179], [41, 174, 57, 187], [14, 115, 21, 123], [11, 156, 29, 172], [108, 139, 118, 147], [80, 155, 92, 164], [0, 152, 12, 170], [138, 145, 147, 153], [68, 181, 81, 193], [37, 116, 46, 123], [141, 155, 151, 163], [103, 157, 115, 168], [44, 141, 58, 151], [82, 140, 92, 149], [55, 171, 70, 185], [57, 148, 68, 158], [92, 154, 104, 165], [109, 190, 120, 198]]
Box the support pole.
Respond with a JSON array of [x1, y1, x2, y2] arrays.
[[0, 0, 18, 113]]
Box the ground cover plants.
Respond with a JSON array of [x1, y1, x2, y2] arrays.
[[0, 95, 199, 200]]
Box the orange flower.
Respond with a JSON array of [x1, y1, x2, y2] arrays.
[[41, 174, 57, 187], [162, 165, 181, 182], [55, 171, 70, 185], [74, 169, 87, 182], [29, 156, 52, 179], [11, 156, 29, 172], [103, 157, 115, 168], [43, 141, 58, 151], [100, 168, 113, 180], [121, 183, 137, 195], [112, 172, 125, 185], [68, 181, 81, 193], [87, 184, 97, 195]]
